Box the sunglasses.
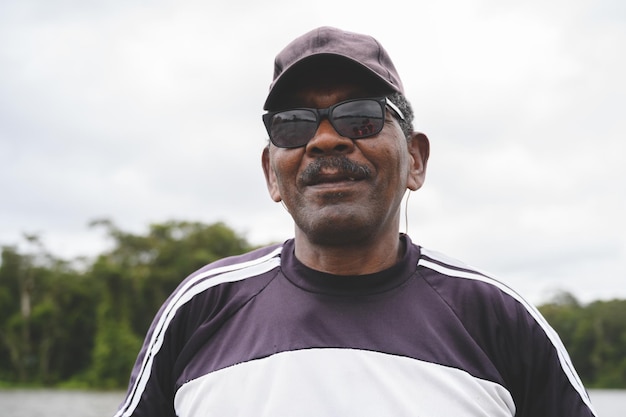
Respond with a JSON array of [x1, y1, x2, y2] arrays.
[[262, 97, 405, 148]]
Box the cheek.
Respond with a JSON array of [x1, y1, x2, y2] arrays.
[[367, 141, 410, 184], [270, 150, 302, 191]]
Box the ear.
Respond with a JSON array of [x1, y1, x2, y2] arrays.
[[262, 146, 282, 202], [406, 132, 430, 191]]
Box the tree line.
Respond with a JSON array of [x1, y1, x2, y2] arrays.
[[0, 220, 624, 389]]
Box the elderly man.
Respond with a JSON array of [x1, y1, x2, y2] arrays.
[[115, 27, 596, 417]]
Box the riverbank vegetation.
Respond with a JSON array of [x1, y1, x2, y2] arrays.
[[1, 220, 624, 389]]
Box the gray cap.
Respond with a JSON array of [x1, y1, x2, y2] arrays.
[[264, 26, 404, 109]]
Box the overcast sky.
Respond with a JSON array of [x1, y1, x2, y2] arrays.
[[1, 0, 624, 305]]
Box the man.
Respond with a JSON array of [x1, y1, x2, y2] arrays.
[[115, 27, 596, 416]]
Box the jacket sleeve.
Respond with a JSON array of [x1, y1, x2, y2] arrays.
[[496, 295, 597, 416], [113, 294, 190, 417], [439, 272, 598, 416]]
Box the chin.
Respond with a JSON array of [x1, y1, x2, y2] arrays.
[[298, 213, 377, 246]]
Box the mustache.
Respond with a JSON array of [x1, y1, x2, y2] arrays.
[[300, 156, 371, 184]]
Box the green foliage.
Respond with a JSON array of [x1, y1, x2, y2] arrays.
[[86, 306, 142, 389], [539, 292, 626, 388], [1, 223, 624, 390], [88, 219, 254, 337], [0, 240, 99, 385], [0, 220, 254, 389]]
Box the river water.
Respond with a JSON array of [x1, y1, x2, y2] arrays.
[[0, 389, 622, 416]]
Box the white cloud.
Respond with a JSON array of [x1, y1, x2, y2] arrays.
[[1, 0, 624, 305]]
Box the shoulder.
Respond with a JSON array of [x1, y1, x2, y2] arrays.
[[415, 246, 550, 365], [140, 243, 286, 363], [415, 247, 556, 352], [416, 247, 530, 313], [171, 243, 285, 308], [415, 246, 595, 414], [144, 242, 286, 339], [189, 243, 284, 280]]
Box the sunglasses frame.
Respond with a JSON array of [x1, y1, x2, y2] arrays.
[[263, 97, 405, 149]]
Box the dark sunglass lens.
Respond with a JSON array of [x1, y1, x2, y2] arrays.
[[332, 100, 384, 139], [270, 110, 318, 147]]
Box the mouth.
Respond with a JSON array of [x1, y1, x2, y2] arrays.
[[306, 171, 366, 186], [300, 156, 371, 187]]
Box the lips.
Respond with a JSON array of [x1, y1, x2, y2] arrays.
[[300, 156, 371, 186], [307, 171, 363, 186]]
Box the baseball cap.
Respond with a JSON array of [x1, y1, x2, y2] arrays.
[[264, 26, 405, 110]]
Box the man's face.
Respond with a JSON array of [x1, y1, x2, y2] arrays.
[[262, 82, 426, 247]]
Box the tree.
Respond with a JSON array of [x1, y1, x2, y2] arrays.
[[4, 221, 619, 389], [84, 219, 255, 387], [0, 236, 98, 385], [539, 292, 626, 388]]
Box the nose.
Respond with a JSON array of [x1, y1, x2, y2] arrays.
[[305, 119, 355, 155]]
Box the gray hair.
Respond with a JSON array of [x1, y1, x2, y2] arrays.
[[388, 92, 415, 141]]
